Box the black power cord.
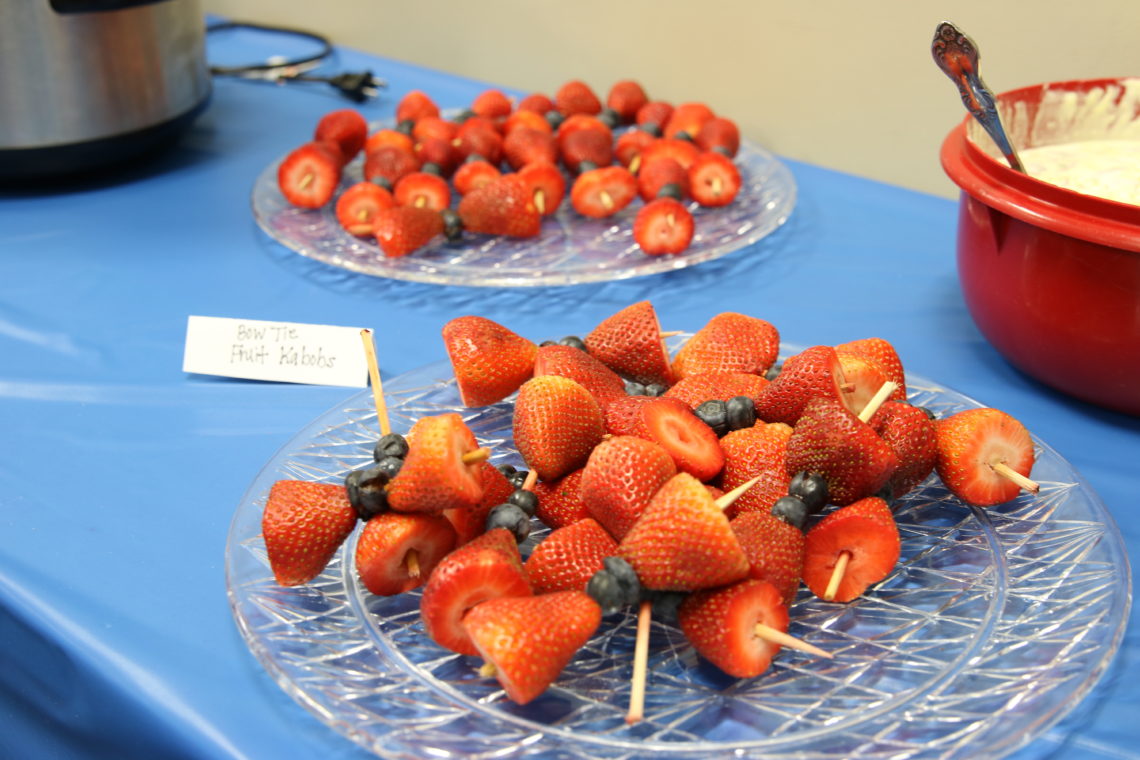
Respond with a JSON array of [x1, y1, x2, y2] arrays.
[[206, 20, 385, 103]]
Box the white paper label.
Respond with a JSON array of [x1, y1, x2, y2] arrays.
[[182, 316, 369, 387]]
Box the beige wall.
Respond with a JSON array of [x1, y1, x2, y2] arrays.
[[203, 0, 1138, 198]]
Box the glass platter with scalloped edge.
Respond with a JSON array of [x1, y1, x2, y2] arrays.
[[225, 344, 1131, 760], [250, 134, 796, 287]]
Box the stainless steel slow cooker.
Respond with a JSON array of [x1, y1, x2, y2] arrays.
[[0, 0, 212, 180]]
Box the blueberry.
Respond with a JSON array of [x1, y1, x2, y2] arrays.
[[486, 503, 531, 543], [507, 488, 538, 517], [544, 109, 565, 130], [507, 470, 530, 489], [344, 466, 390, 520], [539, 339, 557, 347], [725, 396, 756, 431], [771, 495, 809, 531], [644, 383, 667, 397], [788, 471, 829, 513], [602, 556, 641, 606], [464, 153, 486, 164], [421, 162, 443, 177], [624, 380, 647, 396], [395, 119, 415, 136], [639, 122, 662, 137], [712, 145, 733, 157], [373, 455, 404, 480], [586, 569, 625, 615], [919, 406, 938, 420], [577, 160, 598, 174], [695, 399, 729, 436], [370, 176, 393, 192], [598, 107, 621, 129], [452, 108, 476, 123], [672, 130, 693, 142], [764, 363, 782, 382], [495, 463, 518, 477], [441, 209, 464, 242], [874, 483, 896, 505], [373, 432, 409, 460], [558, 335, 587, 351], [656, 182, 684, 201], [642, 589, 686, 623]]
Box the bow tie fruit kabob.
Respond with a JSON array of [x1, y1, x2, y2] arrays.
[[275, 79, 744, 257], [259, 302, 1040, 720]]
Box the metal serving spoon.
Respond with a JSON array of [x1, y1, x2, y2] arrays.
[[932, 21, 1025, 173]]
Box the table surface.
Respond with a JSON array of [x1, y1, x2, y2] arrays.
[[1, 25, 1136, 760]]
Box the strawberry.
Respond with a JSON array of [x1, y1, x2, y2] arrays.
[[454, 125, 504, 166], [730, 512, 805, 605], [513, 376, 606, 482], [580, 435, 677, 540], [394, 171, 451, 210], [689, 152, 742, 207], [471, 88, 513, 119], [835, 352, 890, 417], [363, 145, 420, 188], [533, 343, 628, 412], [556, 114, 613, 148], [386, 413, 486, 513], [639, 138, 700, 171], [314, 109, 368, 162], [516, 161, 566, 216], [443, 461, 516, 545], [442, 315, 538, 407], [532, 468, 590, 529], [555, 79, 602, 116], [524, 517, 618, 593], [603, 394, 656, 436], [637, 156, 689, 201], [413, 136, 461, 176], [719, 423, 794, 519], [277, 142, 341, 209], [785, 398, 900, 506], [584, 300, 674, 386], [606, 80, 649, 123], [695, 117, 741, 157], [615, 129, 657, 171], [419, 528, 532, 655], [672, 312, 780, 379], [463, 591, 602, 705], [802, 496, 900, 602], [334, 181, 394, 236], [618, 472, 750, 591], [365, 128, 414, 156], [664, 102, 716, 139], [355, 511, 457, 596], [754, 345, 847, 425], [262, 480, 357, 587], [372, 206, 443, 257], [835, 338, 907, 401], [678, 579, 789, 678], [456, 115, 499, 138], [870, 401, 938, 499], [636, 101, 674, 130], [663, 371, 770, 410], [561, 129, 614, 174], [570, 166, 636, 218], [395, 89, 440, 123], [935, 408, 1036, 506], [638, 397, 725, 481], [452, 159, 502, 196], [503, 127, 558, 170], [457, 174, 542, 238], [632, 198, 695, 255], [504, 109, 553, 136], [412, 116, 459, 145], [517, 92, 554, 113]]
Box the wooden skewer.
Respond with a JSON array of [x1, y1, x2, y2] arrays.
[[991, 461, 1040, 494], [629, 154, 642, 175], [360, 329, 391, 436], [754, 623, 832, 659], [405, 549, 421, 579], [857, 381, 898, 423], [715, 474, 763, 511], [534, 188, 546, 215], [461, 447, 492, 465], [522, 469, 538, 491], [479, 662, 497, 677], [659, 330, 684, 338], [600, 190, 614, 210], [625, 600, 653, 725], [823, 551, 851, 602]]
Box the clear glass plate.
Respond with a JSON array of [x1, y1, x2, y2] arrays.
[[225, 350, 1130, 760], [250, 138, 796, 287]]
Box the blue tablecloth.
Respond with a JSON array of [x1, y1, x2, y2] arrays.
[[1, 26, 1136, 760]]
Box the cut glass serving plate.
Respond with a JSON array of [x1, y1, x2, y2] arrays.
[[225, 353, 1130, 760], [250, 138, 796, 287]]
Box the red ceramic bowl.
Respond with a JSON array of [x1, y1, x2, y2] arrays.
[[940, 77, 1140, 416]]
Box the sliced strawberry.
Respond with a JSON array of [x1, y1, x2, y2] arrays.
[[532, 468, 590, 529], [517, 92, 554, 113], [785, 397, 900, 506], [513, 376, 606, 482], [334, 181, 394, 236], [395, 90, 440, 123], [580, 435, 677, 540], [362, 145, 420, 189], [836, 352, 891, 417], [606, 80, 649, 123], [533, 343, 628, 412], [394, 171, 451, 211], [262, 480, 357, 587], [639, 397, 725, 481], [632, 198, 694, 256], [457, 174, 542, 238], [689, 152, 742, 207], [444, 461, 516, 545], [503, 127, 558, 171], [314, 109, 368, 162], [935, 408, 1035, 506], [524, 517, 618, 593], [672, 312, 779, 379], [870, 401, 938, 499], [679, 579, 789, 678], [371, 206, 443, 257], [663, 371, 770, 410], [639, 138, 700, 171], [420, 529, 532, 655], [463, 591, 602, 705], [615, 129, 657, 172], [386, 413, 486, 514], [365, 128, 414, 156], [277, 142, 341, 209], [355, 511, 457, 596], [730, 512, 805, 605], [442, 315, 537, 407], [802, 497, 900, 602], [571, 166, 636, 218], [696, 117, 741, 157], [835, 338, 907, 401], [561, 129, 614, 174], [516, 161, 565, 216], [664, 102, 716, 140], [754, 345, 847, 426], [471, 88, 513, 119], [555, 79, 602, 116], [636, 101, 674, 131], [637, 157, 689, 201], [452, 159, 502, 196], [618, 472, 749, 591], [719, 422, 794, 518], [584, 300, 674, 386]]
